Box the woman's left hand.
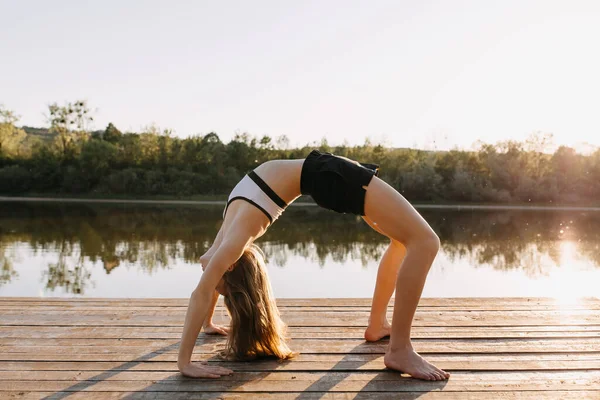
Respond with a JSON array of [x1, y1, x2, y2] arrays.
[[203, 322, 230, 336]]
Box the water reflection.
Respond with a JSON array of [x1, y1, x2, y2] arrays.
[[434, 210, 600, 276], [41, 241, 91, 294], [0, 245, 18, 286], [0, 202, 598, 295]]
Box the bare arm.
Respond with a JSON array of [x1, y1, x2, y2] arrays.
[[198, 225, 227, 332], [200, 223, 225, 263], [204, 290, 219, 325], [177, 234, 249, 376]]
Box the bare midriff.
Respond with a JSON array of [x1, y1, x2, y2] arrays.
[[220, 159, 305, 241], [253, 159, 305, 204]]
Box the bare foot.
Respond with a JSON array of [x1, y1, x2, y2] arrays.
[[364, 322, 391, 342], [384, 346, 450, 381]]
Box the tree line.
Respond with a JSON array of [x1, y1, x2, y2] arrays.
[[1, 100, 598, 204]]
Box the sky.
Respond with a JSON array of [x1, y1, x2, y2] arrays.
[[1, 0, 600, 151]]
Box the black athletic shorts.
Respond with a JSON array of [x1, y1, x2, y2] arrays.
[[300, 150, 380, 215]]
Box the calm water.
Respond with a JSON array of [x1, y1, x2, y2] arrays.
[[0, 202, 599, 299]]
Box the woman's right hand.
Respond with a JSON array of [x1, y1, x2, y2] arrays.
[[179, 361, 233, 379]]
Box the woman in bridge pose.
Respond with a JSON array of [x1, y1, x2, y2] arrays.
[[177, 150, 450, 381]]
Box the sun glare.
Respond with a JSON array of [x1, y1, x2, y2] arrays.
[[552, 241, 585, 306], [558, 240, 577, 267]]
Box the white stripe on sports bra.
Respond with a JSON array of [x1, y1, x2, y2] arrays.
[[223, 174, 286, 224]]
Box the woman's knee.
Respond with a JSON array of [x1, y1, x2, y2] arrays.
[[406, 231, 440, 257], [424, 233, 441, 254]]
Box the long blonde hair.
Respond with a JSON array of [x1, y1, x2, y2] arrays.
[[222, 244, 295, 360]]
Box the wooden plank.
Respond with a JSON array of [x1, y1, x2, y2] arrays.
[[1, 356, 599, 373], [3, 352, 600, 363], [2, 325, 599, 340], [1, 314, 598, 327], [3, 352, 600, 364], [4, 336, 600, 350], [0, 371, 599, 391], [0, 309, 600, 326], [3, 325, 599, 333], [6, 308, 598, 317], [1, 296, 597, 303], [2, 369, 600, 383], [4, 391, 600, 400], [3, 307, 598, 317], [4, 306, 600, 313], [1, 338, 600, 355], [3, 304, 600, 311], [1, 297, 598, 307]]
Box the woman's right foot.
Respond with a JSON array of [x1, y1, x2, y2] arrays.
[[384, 346, 450, 381]]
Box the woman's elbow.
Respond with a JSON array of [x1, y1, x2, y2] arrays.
[[190, 286, 213, 302]]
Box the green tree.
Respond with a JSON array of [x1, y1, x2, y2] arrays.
[[551, 146, 584, 202], [0, 105, 26, 157], [103, 122, 122, 144], [48, 100, 94, 160], [79, 139, 118, 186]]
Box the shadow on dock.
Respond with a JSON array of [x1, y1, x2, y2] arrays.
[[294, 342, 447, 400], [41, 341, 182, 400], [40, 335, 280, 399], [39, 337, 446, 398]]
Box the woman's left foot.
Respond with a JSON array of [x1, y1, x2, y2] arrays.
[[364, 322, 391, 342]]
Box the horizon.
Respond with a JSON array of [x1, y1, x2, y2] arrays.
[[2, 1, 600, 152]]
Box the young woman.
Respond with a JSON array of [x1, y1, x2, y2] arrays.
[[177, 150, 450, 381]]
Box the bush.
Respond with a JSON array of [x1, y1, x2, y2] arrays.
[[103, 169, 140, 194], [29, 146, 61, 191], [61, 165, 90, 194], [450, 169, 484, 202], [0, 165, 32, 193], [399, 158, 443, 201], [166, 168, 197, 196], [143, 170, 165, 195], [79, 140, 117, 184]]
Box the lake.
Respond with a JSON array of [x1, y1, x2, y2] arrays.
[[0, 202, 599, 299]]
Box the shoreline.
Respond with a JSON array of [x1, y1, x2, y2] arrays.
[[2, 196, 600, 211]]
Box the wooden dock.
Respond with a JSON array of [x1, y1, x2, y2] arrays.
[[0, 297, 599, 399]]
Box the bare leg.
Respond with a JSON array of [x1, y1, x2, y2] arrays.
[[364, 176, 450, 381], [364, 235, 406, 341]]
